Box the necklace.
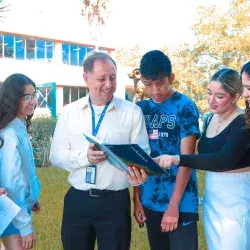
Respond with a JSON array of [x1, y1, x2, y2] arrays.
[[215, 108, 235, 134]]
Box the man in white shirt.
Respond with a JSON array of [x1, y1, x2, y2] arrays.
[[50, 51, 150, 250]]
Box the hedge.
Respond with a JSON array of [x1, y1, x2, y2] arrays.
[[31, 117, 57, 167]]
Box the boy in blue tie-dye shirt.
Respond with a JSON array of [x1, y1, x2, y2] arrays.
[[133, 50, 200, 250]]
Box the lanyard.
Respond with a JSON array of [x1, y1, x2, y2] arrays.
[[89, 96, 112, 136]]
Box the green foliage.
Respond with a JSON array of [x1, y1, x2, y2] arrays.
[[191, 0, 250, 70], [31, 118, 57, 168], [115, 45, 142, 67]]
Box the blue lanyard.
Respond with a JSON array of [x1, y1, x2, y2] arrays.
[[89, 96, 112, 136]]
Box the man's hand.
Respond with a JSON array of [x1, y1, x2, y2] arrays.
[[127, 167, 148, 186], [133, 198, 146, 225], [161, 203, 179, 232], [153, 155, 180, 169], [31, 201, 40, 213], [0, 188, 7, 195], [87, 143, 106, 164], [22, 232, 35, 249]]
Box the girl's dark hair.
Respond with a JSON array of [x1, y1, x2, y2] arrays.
[[241, 61, 250, 128], [0, 73, 36, 147]]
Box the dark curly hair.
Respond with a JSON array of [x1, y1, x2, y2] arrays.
[[241, 61, 250, 128], [0, 73, 36, 148]]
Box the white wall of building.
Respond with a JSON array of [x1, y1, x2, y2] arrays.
[[0, 0, 134, 115]]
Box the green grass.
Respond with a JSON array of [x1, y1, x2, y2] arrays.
[[4, 168, 207, 250]]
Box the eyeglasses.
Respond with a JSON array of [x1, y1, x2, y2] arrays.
[[21, 93, 38, 103]]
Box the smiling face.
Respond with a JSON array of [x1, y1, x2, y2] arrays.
[[207, 80, 236, 114], [84, 59, 117, 106], [242, 72, 250, 105], [17, 84, 37, 119], [141, 74, 175, 103]]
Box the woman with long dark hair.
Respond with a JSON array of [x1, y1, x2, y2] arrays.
[[154, 67, 250, 250], [0, 74, 41, 249]]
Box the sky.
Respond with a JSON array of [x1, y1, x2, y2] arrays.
[[103, 0, 230, 52], [1, 0, 230, 52]]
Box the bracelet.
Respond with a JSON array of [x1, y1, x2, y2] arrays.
[[131, 179, 147, 187], [175, 155, 180, 165]]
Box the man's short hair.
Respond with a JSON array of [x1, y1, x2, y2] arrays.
[[83, 51, 117, 73], [140, 50, 172, 80]]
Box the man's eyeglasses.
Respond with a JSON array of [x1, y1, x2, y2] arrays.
[[21, 93, 38, 103]]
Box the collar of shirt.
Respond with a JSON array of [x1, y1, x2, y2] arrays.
[[10, 117, 27, 131], [79, 94, 120, 113]]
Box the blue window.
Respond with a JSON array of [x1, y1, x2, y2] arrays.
[[15, 36, 24, 60], [70, 44, 78, 66], [71, 87, 78, 102], [62, 44, 94, 67], [79, 87, 88, 98], [46, 41, 53, 62], [26, 38, 35, 60], [79, 46, 87, 66], [87, 47, 94, 54], [36, 40, 45, 62], [62, 43, 69, 64], [63, 86, 70, 106], [4, 35, 14, 58]]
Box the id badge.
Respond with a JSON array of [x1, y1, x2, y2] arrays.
[[85, 165, 97, 184]]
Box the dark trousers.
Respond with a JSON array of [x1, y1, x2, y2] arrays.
[[144, 207, 198, 250], [61, 187, 131, 250]]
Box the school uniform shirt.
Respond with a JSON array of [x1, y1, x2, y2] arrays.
[[0, 118, 41, 236], [50, 95, 150, 191], [137, 92, 200, 222]]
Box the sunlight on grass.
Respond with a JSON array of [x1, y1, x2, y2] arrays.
[[9, 168, 207, 250]]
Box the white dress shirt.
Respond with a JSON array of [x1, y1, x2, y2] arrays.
[[50, 95, 150, 191]]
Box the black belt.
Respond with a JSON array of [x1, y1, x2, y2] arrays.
[[87, 188, 117, 197]]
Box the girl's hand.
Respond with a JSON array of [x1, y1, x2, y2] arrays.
[[153, 155, 180, 168], [31, 201, 40, 213], [0, 188, 7, 196]]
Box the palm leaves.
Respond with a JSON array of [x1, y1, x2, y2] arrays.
[[0, 2, 10, 22]]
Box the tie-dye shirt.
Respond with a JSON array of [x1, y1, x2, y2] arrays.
[[137, 92, 200, 222]]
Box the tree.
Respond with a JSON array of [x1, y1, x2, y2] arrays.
[[192, 0, 250, 70], [0, 0, 9, 22], [115, 44, 142, 67], [171, 44, 210, 114], [81, 0, 112, 49], [169, 0, 250, 113], [115, 45, 145, 102]]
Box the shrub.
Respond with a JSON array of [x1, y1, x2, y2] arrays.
[[31, 117, 57, 168]]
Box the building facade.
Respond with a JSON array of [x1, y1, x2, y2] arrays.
[[0, 0, 133, 116]]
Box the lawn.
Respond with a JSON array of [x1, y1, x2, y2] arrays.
[[12, 167, 208, 250]]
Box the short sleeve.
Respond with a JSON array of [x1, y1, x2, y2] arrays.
[[180, 102, 200, 140]]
